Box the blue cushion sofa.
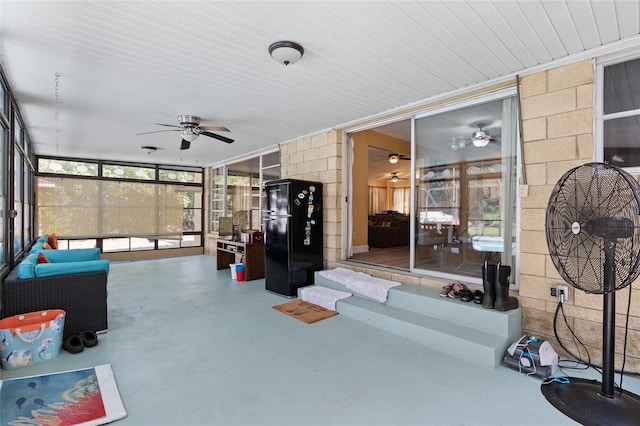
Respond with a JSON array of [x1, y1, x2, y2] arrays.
[[1, 238, 109, 340]]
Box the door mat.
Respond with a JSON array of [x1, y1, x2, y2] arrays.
[[272, 299, 338, 324], [0, 364, 127, 426]]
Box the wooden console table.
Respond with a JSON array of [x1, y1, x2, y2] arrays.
[[216, 239, 265, 281]]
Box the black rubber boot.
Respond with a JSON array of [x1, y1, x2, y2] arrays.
[[494, 264, 519, 311], [482, 260, 496, 309]]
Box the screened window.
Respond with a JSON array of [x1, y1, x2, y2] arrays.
[[103, 164, 155, 180], [13, 142, 23, 253], [0, 82, 5, 117], [599, 56, 640, 169], [36, 157, 203, 252], [209, 150, 280, 234], [36, 177, 185, 238], [160, 169, 202, 183], [39, 158, 98, 176], [210, 165, 226, 233], [0, 127, 5, 266]]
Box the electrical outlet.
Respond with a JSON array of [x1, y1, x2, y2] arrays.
[[556, 284, 570, 303]]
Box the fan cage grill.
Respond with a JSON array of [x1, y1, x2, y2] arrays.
[[545, 163, 640, 294]]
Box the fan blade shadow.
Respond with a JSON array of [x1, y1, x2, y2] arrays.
[[200, 131, 234, 144]]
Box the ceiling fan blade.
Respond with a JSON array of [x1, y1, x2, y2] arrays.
[[200, 131, 234, 144], [154, 123, 181, 128], [199, 125, 230, 132], [136, 129, 180, 136], [180, 139, 191, 150]]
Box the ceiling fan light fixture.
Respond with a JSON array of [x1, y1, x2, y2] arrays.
[[472, 138, 491, 148], [471, 123, 492, 148], [391, 175, 399, 183], [388, 154, 400, 164], [181, 127, 199, 142], [269, 41, 304, 66]]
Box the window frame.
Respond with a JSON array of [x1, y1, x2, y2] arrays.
[[595, 50, 640, 172], [35, 155, 204, 253]]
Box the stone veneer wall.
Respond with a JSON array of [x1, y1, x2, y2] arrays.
[[519, 58, 640, 370], [280, 131, 343, 266]]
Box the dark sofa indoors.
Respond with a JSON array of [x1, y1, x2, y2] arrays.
[[368, 213, 410, 248]]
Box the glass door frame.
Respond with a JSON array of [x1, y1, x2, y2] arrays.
[[411, 87, 521, 285]]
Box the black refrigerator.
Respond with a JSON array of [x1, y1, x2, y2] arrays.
[[264, 179, 323, 297]]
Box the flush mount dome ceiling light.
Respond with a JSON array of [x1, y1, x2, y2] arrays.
[[268, 41, 304, 66]]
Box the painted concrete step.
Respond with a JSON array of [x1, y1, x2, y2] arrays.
[[386, 284, 521, 339], [313, 273, 385, 303], [314, 272, 520, 339], [336, 296, 507, 369], [312, 271, 522, 369]]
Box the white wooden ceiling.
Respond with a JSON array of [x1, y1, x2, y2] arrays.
[[1, 1, 639, 167]]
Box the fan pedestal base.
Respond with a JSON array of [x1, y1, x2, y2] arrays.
[[541, 377, 640, 426]]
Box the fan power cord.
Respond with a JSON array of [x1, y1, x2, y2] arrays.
[[553, 301, 591, 371], [553, 298, 640, 391], [618, 282, 634, 394]]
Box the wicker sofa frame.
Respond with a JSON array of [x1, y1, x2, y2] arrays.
[[1, 268, 108, 340]]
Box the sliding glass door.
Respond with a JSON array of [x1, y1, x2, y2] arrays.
[[413, 90, 519, 280]]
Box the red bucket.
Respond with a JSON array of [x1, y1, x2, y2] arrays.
[[236, 264, 245, 281]]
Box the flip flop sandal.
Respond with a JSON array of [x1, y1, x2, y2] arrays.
[[62, 335, 84, 354], [80, 330, 99, 348], [459, 289, 474, 302], [473, 290, 484, 304]]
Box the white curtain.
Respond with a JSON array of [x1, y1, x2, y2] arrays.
[[230, 181, 252, 212], [391, 187, 411, 214], [501, 96, 518, 266], [348, 134, 354, 257], [369, 186, 387, 215]]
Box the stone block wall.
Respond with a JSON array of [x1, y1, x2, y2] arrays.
[[280, 131, 343, 266], [519, 59, 640, 370]]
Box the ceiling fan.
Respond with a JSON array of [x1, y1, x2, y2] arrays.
[[137, 115, 234, 150], [388, 153, 410, 164], [390, 172, 408, 183], [470, 122, 495, 148]]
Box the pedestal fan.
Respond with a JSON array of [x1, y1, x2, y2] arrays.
[[543, 162, 640, 425]]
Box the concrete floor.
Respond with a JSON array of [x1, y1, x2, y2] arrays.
[[2, 255, 639, 425]]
